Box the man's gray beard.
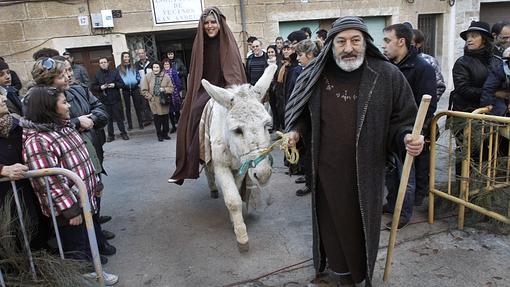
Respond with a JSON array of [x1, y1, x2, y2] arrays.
[[332, 49, 366, 72]]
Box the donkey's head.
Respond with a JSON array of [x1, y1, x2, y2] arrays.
[[202, 64, 278, 185]]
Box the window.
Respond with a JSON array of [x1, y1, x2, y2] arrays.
[[418, 14, 438, 56]]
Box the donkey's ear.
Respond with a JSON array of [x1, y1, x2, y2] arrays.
[[252, 63, 278, 102], [202, 79, 235, 109]]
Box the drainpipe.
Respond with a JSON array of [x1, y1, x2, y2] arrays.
[[240, 0, 248, 60], [447, 1, 456, 90]]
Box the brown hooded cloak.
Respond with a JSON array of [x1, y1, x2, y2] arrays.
[[170, 6, 247, 184]]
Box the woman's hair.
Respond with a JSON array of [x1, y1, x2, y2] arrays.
[[295, 39, 323, 57], [24, 86, 64, 125], [118, 51, 132, 75], [162, 58, 172, 68], [266, 45, 277, 54], [31, 57, 66, 86]]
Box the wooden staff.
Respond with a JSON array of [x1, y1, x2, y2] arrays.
[[383, 95, 432, 282]]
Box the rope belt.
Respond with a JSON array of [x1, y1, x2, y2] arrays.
[[238, 132, 300, 177]]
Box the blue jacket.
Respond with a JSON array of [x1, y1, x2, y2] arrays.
[[481, 57, 509, 116], [117, 64, 141, 89]]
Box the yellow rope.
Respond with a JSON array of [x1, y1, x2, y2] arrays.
[[256, 131, 300, 165]]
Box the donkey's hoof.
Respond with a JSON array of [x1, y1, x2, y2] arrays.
[[237, 241, 249, 253], [210, 190, 219, 199]]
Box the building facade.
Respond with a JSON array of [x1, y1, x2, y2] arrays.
[[0, 0, 508, 89]]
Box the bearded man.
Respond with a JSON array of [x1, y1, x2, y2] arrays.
[[284, 16, 424, 286]]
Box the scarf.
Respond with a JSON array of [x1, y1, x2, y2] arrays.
[[464, 45, 493, 65], [284, 16, 387, 132], [153, 73, 162, 96], [0, 113, 13, 138]]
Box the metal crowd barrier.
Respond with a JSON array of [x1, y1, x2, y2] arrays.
[[428, 108, 510, 228], [0, 168, 104, 286]]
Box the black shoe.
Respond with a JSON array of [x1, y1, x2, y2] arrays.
[[139, 125, 144, 130], [106, 136, 114, 142], [382, 203, 393, 215], [295, 176, 306, 184], [121, 134, 129, 140], [144, 121, 152, 126], [162, 135, 171, 140], [385, 217, 410, 230], [210, 190, 219, 199], [296, 186, 311, 196], [102, 230, 115, 240], [158, 137, 164, 142], [98, 215, 112, 224], [170, 127, 177, 133], [99, 242, 117, 256]]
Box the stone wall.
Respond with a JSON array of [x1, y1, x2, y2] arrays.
[[0, 0, 477, 87]]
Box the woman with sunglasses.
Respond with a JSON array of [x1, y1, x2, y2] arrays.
[[21, 86, 118, 285], [31, 56, 117, 235]]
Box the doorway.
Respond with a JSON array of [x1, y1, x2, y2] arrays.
[[66, 45, 114, 79], [155, 28, 196, 70]]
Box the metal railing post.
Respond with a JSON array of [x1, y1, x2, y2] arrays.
[[0, 168, 105, 286], [9, 181, 37, 281], [43, 177, 64, 259], [428, 109, 510, 226], [0, 268, 5, 287]]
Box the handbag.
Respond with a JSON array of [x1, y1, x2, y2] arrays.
[[158, 91, 171, 105]]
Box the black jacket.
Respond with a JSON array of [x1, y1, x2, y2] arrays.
[[481, 57, 509, 116], [67, 84, 109, 130], [396, 48, 437, 120], [66, 84, 109, 173], [10, 70, 22, 91], [5, 86, 23, 116], [91, 68, 125, 105], [293, 58, 417, 285], [451, 47, 499, 112]]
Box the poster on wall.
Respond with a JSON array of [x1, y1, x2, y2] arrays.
[[151, 0, 203, 25]]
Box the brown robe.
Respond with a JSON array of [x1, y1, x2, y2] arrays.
[[170, 6, 247, 184], [317, 62, 366, 283]]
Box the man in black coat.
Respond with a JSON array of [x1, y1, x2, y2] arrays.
[[91, 57, 129, 141], [284, 16, 423, 286], [382, 23, 437, 226]]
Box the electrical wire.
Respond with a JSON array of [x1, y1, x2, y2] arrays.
[[0, 0, 81, 7]]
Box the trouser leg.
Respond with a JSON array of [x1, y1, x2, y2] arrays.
[[161, 114, 170, 136], [123, 91, 132, 129], [414, 147, 430, 200], [105, 104, 114, 137], [154, 115, 162, 138], [131, 89, 145, 128], [385, 154, 415, 221], [169, 113, 176, 128], [112, 101, 127, 134]]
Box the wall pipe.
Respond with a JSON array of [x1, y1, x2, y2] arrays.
[[239, 0, 248, 59]]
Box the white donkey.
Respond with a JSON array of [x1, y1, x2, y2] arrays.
[[200, 64, 278, 252]]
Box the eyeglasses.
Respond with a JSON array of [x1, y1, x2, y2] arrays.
[[41, 58, 56, 70]]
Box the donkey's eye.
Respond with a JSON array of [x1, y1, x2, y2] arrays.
[[233, 127, 243, 135]]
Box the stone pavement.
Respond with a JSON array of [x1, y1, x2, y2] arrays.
[[99, 121, 509, 287]]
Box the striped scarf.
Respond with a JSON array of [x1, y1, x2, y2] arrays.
[[284, 16, 388, 132]]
